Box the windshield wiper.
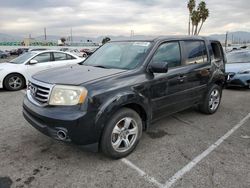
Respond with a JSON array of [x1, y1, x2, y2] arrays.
[[80, 63, 111, 69], [93, 65, 110, 69]]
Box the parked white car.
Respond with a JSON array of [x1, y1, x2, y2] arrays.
[[60, 48, 87, 58], [0, 50, 84, 91]]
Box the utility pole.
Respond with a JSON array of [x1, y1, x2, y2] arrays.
[[130, 30, 134, 38], [188, 17, 190, 35], [44, 27, 47, 41], [70, 28, 73, 45], [225, 32, 228, 52]]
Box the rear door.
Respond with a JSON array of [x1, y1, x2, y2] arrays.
[[26, 52, 53, 78], [180, 40, 211, 103]]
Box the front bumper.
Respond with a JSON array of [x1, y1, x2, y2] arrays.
[[226, 73, 250, 87], [23, 95, 100, 149]]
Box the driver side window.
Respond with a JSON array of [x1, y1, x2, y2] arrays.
[[32, 53, 51, 63], [152, 42, 181, 68]]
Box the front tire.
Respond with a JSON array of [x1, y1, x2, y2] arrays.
[[101, 108, 142, 159], [4, 74, 25, 91], [199, 84, 222, 114]]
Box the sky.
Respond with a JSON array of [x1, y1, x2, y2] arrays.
[[0, 0, 249, 37]]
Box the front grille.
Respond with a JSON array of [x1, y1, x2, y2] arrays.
[[28, 80, 52, 105]]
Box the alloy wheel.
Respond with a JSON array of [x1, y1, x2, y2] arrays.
[[8, 76, 22, 90], [111, 117, 138, 153], [209, 89, 220, 111]]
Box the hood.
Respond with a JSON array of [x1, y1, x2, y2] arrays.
[[225, 62, 250, 73], [0, 62, 20, 69], [32, 64, 126, 85]]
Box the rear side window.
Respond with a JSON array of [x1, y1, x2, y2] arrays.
[[54, 52, 67, 61], [152, 42, 181, 68], [184, 41, 208, 65]]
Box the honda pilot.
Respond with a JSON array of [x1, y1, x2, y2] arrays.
[[23, 36, 226, 158]]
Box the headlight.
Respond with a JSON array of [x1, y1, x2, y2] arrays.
[[49, 85, 88, 106], [238, 69, 250, 74]]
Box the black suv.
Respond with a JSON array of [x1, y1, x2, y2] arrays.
[[23, 36, 226, 158]]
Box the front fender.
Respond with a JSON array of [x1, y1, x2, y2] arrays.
[[95, 91, 150, 131]]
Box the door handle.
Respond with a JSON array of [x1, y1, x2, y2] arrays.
[[178, 75, 186, 83]]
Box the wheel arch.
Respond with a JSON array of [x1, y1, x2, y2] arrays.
[[3, 72, 27, 89], [95, 92, 151, 141]]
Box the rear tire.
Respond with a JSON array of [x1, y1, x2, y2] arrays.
[[101, 108, 142, 159], [199, 84, 222, 114], [4, 74, 25, 91]]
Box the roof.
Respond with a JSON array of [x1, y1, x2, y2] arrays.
[[30, 50, 81, 58], [112, 35, 218, 43]]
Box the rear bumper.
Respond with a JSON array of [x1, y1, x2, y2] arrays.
[[23, 95, 100, 150]]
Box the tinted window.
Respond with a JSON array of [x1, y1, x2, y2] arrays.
[[184, 41, 208, 64], [54, 52, 67, 61], [32, 53, 51, 63], [152, 42, 181, 68]]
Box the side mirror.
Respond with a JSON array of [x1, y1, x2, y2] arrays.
[[29, 59, 38, 64], [148, 61, 168, 73]]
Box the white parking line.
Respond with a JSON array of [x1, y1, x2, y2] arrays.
[[121, 158, 164, 188], [164, 113, 250, 188]]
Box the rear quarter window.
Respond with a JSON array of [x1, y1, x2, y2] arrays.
[[66, 54, 76, 60]]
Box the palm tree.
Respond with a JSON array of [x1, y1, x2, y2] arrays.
[[197, 1, 209, 35], [187, 0, 196, 35], [191, 10, 201, 35]]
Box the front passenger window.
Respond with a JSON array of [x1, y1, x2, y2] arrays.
[[32, 53, 51, 63], [152, 42, 181, 68]]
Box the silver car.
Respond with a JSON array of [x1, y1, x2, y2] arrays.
[[226, 50, 250, 88]]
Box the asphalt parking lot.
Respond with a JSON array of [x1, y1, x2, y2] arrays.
[[0, 85, 249, 188]]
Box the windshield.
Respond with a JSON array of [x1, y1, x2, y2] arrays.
[[10, 52, 36, 64], [83, 41, 152, 69], [227, 51, 250, 63], [10, 52, 37, 64]]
